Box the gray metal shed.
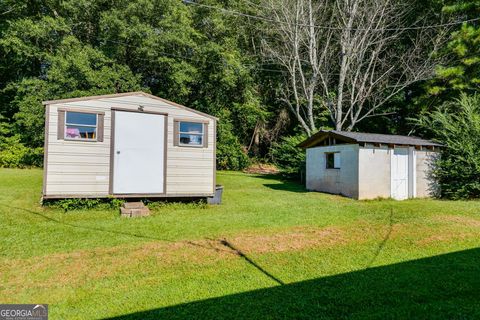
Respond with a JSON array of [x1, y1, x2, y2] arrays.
[[299, 130, 441, 200]]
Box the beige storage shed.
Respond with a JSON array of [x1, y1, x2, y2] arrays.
[[42, 92, 217, 199], [299, 130, 441, 200]]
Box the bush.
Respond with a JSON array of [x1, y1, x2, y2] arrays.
[[270, 134, 307, 176], [146, 200, 207, 210], [417, 94, 480, 199], [216, 120, 250, 170], [46, 197, 126, 211], [108, 197, 126, 209], [0, 135, 43, 168], [53, 198, 101, 211]]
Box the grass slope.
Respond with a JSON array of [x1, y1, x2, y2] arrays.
[[1, 168, 480, 319]]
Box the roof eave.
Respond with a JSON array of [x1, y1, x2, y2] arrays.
[[139, 92, 219, 121], [41, 91, 146, 105], [297, 131, 327, 148], [42, 91, 219, 121], [297, 130, 358, 148], [298, 130, 442, 149]]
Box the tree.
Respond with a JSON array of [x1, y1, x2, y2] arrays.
[[262, 0, 445, 135], [416, 94, 480, 199], [6, 36, 142, 147], [0, 0, 263, 168], [425, 1, 480, 100]]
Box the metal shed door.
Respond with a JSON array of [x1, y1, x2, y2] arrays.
[[113, 111, 165, 194], [391, 147, 409, 200]]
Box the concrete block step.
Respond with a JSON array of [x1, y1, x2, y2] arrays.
[[123, 202, 146, 209], [120, 202, 150, 217]]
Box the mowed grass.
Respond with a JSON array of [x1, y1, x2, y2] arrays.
[[1, 168, 480, 319]]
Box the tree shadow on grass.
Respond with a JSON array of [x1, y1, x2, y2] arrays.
[[248, 173, 307, 193], [105, 247, 480, 319], [263, 182, 307, 193]]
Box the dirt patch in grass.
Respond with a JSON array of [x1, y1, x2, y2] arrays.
[[1, 226, 352, 291], [416, 233, 471, 246], [243, 163, 279, 174], [369, 219, 478, 247], [221, 226, 348, 254], [408, 215, 480, 246], [436, 215, 480, 228], [408, 214, 480, 246]]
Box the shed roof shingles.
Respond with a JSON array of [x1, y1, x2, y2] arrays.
[[299, 130, 441, 148]]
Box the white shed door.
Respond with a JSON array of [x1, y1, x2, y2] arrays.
[[113, 111, 165, 194], [391, 147, 409, 200]]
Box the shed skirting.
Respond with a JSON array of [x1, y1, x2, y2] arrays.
[[42, 193, 216, 199]]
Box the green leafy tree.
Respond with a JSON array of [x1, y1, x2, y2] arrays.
[[417, 94, 480, 199], [5, 36, 142, 147], [216, 117, 250, 170], [270, 134, 307, 176], [185, 0, 268, 157], [425, 1, 480, 99], [0, 0, 265, 168], [3, 0, 475, 170], [97, 0, 200, 100]]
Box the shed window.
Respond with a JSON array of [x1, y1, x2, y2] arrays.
[[179, 121, 204, 146], [326, 152, 341, 169], [65, 111, 97, 140]]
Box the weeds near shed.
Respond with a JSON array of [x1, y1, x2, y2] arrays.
[[146, 199, 208, 211], [44, 197, 208, 212], [108, 197, 126, 209], [45, 197, 125, 212]]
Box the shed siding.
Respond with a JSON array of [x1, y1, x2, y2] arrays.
[[44, 94, 215, 197], [46, 105, 111, 196], [358, 146, 391, 199], [166, 114, 215, 195], [306, 144, 359, 198], [416, 150, 438, 198], [306, 144, 439, 200]]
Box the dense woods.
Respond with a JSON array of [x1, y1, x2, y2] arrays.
[[0, 0, 479, 196]]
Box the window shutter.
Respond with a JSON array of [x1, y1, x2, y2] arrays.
[[97, 113, 104, 142], [173, 120, 179, 146], [57, 110, 65, 140], [334, 152, 341, 168], [203, 122, 209, 148]]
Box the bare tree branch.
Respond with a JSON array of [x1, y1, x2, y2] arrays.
[[262, 0, 447, 135]]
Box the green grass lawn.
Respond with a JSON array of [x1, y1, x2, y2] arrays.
[[1, 168, 480, 319]]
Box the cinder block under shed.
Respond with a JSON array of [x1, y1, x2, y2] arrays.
[[120, 202, 150, 217]]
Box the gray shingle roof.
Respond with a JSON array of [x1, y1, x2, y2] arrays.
[[299, 130, 442, 148]]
